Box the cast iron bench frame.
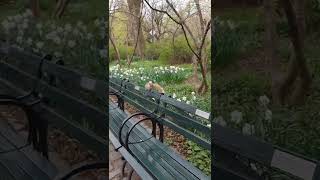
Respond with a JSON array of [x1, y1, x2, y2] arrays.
[[0, 43, 109, 179], [109, 77, 211, 179]]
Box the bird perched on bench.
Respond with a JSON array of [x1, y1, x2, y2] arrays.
[[145, 81, 165, 95]]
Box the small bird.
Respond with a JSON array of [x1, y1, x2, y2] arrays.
[[145, 81, 165, 95]]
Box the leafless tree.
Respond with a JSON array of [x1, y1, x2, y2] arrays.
[[264, 0, 311, 105], [30, 0, 40, 17], [109, 0, 122, 65], [144, 0, 211, 94], [53, 0, 71, 19], [127, 0, 145, 59]]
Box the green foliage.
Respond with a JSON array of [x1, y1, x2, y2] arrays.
[[171, 36, 193, 64], [145, 42, 162, 60], [39, 0, 55, 12], [157, 36, 194, 64], [186, 141, 211, 175], [158, 41, 174, 64], [213, 72, 269, 117], [109, 45, 133, 62], [213, 19, 242, 67], [306, 0, 320, 31]]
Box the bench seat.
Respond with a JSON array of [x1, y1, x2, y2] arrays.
[[109, 101, 209, 180], [0, 119, 58, 180]]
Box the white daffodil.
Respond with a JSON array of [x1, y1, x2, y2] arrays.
[[227, 20, 236, 30], [186, 101, 190, 104], [36, 23, 42, 29], [16, 36, 23, 44], [87, 33, 93, 40], [24, 9, 32, 17], [54, 51, 62, 57], [77, 21, 83, 27], [182, 96, 187, 101], [94, 19, 100, 27], [36, 41, 44, 49], [26, 38, 32, 46], [259, 95, 270, 106], [265, 109, 272, 122], [67, 40, 76, 48], [213, 116, 227, 127], [14, 14, 23, 22], [172, 93, 177, 99], [242, 123, 255, 135], [18, 30, 24, 35], [191, 92, 196, 96], [57, 27, 64, 33], [65, 23, 72, 32], [177, 98, 181, 102], [73, 29, 80, 36], [1, 20, 10, 31], [53, 37, 61, 45], [230, 110, 242, 124], [207, 124, 211, 128], [22, 21, 28, 29]]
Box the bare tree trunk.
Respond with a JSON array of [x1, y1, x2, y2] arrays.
[[30, 0, 40, 17], [57, 0, 71, 18], [127, 0, 145, 58], [263, 0, 283, 105], [144, 0, 210, 94], [126, 24, 130, 64], [281, 0, 311, 105], [191, 55, 199, 81], [110, 34, 121, 64], [53, 0, 71, 19]]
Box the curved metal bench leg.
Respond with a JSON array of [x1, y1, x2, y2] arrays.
[[118, 96, 124, 111], [158, 123, 164, 143], [128, 169, 135, 180], [121, 160, 127, 177], [124, 117, 155, 153], [151, 119, 157, 137], [118, 112, 150, 147]]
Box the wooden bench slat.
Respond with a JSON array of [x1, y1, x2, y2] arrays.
[[109, 101, 210, 180], [109, 130, 154, 180], [0, 61, 107, 136], [0, 77, 108, 160], [0, 120, 58, 180], [6, 47, 108, 99], [110, 93, 211, 150], [109, 112, 176, 179], [109, 80, 211, 138]]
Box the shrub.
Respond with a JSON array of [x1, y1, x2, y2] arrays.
[[158, 41, 174, 64], [171, 36, 193, 64], [306, 0, 320, 32], [145, 42, 161, 60], [109, 44, 133, 61], [213, 18, 242, 67], [158, 36, 194, 64]]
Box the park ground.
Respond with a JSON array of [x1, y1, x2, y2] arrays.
[[214, 6, 320, 163]]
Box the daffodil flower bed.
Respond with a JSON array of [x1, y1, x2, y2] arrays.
[[110, 63, 211, 175], [1, 9, 107, 78]]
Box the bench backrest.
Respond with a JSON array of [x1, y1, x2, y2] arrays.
[[109, 77, 211, 150], [0, 45, 108, 159], [214, 123, 320, 180]]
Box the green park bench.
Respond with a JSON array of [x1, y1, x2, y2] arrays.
[[214, 123, 320, 180], [0, 99, 58, 180], [109, 77, 211, 179], [0, 43, 108, 179]]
